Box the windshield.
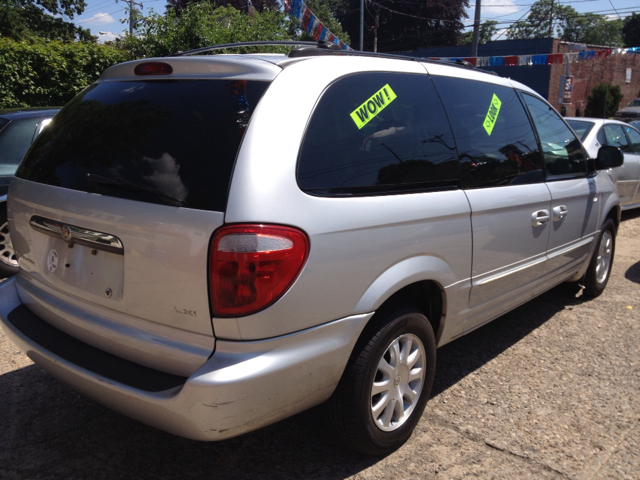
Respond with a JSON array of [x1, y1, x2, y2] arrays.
[[17, 79, 271, 212], [565, 119, 594, 142]]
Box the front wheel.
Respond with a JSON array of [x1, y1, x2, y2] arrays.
[[329, 306, 436, 455], [584, 218, 616, 297]]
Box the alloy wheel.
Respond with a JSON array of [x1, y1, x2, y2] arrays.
[[0, 221, 18, 268], [370, 333, 426, 432]]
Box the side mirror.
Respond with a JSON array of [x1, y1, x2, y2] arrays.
[[594, 146, 624, 170]]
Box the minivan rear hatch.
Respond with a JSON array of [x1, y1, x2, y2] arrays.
[[9, 57, 278, 376]]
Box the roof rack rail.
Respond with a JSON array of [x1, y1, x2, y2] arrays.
[[167, 40, 480, 72], [168, 41, 318, 57], [288, 43, 475, 69]]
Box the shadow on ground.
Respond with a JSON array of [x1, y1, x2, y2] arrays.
[[0, 281, 590, 480]]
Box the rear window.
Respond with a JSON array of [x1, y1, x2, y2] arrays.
[[565, 120, 594, 142], [17, 80, 270, 212]]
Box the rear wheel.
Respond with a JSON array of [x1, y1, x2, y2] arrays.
[[329, 306, 436, 455], [0, 204, 18, 278], [584, 218, 616, 297]]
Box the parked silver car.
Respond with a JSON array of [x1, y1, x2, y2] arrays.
[[566, 117, 640, 210], [0, 41, 624, 455]]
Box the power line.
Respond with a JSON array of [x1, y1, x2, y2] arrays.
[[77, 7, 126, 24]]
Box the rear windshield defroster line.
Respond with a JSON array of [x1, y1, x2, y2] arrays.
[[17, 79, 271, 212]]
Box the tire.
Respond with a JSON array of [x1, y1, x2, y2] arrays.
[[329, 306, 436, 455], [0, 203, 19, 278], [584, 218, 616, 297]]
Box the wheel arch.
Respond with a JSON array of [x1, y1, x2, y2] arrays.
[[354, 256, 453, 344]]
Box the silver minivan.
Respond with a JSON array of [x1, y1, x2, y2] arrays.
[[0, 42, 624, 455]]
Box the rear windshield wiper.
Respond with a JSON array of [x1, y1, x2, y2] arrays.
[[85, 173, 184, 205]]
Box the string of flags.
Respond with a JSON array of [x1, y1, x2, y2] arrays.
[[283, 0, 351, 50], [429, 47, 640, 67]]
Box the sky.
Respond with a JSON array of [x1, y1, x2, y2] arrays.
[[70, 0, 640, 44]]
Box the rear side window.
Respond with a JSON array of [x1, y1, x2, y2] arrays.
[[17, 80, 270, 212], [298, 72, 459, 196], [432, 77, 543, 189], [522, 94, 586, 179], [0, 117, 40, 176]]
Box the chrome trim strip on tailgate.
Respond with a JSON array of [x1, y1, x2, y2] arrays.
[[30, 215, 124, 255]]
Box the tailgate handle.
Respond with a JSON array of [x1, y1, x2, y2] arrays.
[[30, 215, 124, 255]]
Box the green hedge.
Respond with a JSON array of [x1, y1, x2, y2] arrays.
[[0, 38, 128, 108]]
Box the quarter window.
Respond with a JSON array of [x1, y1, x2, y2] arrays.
[[297, 73, 459, 196], [432, 77, 543, 189], [522, 94, 586, 179]]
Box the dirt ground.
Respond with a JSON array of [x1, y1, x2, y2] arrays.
[[0, 210, 638, 480]]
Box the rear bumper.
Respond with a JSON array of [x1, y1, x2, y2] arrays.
[[0, 276, 371, 440]]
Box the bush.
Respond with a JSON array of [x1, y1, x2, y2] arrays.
[[585, 82, 623, 118], [0, 38, 128, 108]]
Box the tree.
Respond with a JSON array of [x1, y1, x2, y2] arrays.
[[585, 82, 623, 118], [119, 3, 293, 58], [166, 0, 280, 16], [622, 12, 640, 48], [460, 20, 497, 45], [507, 0, 575, 39], [0, 0, 94, 41], [334, 0, 469, 52], [562, 13, 622, 46]]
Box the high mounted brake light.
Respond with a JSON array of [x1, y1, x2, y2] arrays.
[[134, 62, 173, 76], [209, 224, 309, 317]]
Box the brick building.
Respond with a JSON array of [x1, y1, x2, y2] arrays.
[[394, 38, 640, 117]]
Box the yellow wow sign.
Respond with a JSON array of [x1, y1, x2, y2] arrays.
[[483, 94, 502, 135], [350, 84, 397, 129]]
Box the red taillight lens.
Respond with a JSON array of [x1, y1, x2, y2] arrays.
[[210, 224, 309, 317], [134, 62, 173, 76]]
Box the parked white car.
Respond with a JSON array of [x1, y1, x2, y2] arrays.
[[566, 117, 640, 210]]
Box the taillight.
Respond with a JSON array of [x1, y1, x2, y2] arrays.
[[134, 62, 173, 76], [210, 224, 309, 317]]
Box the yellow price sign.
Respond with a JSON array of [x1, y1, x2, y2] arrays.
[[483, 94, 502, 136], [350, 84, 398, 129]]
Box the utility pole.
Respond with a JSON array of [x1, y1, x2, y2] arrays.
[[548, 0, 554, 38], [117, 0, 143, 36], [360, 0, 364, 51], [471, 0, 481, 58], [129, 0, 143, 35], [373, 9, 379, 53]]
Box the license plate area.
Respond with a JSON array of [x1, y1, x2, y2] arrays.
[[28, 216, 124, 300], [44, 240, 124, 300]]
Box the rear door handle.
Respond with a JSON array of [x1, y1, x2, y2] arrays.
[[553, 205, 568, 221], [532, 210, 550, 227]]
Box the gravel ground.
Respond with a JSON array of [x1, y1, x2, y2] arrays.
[[1, 210, 638, 479]]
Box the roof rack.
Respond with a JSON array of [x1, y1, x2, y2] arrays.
[[168, 40, 477, 71], [169, 41, 318, 56]]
